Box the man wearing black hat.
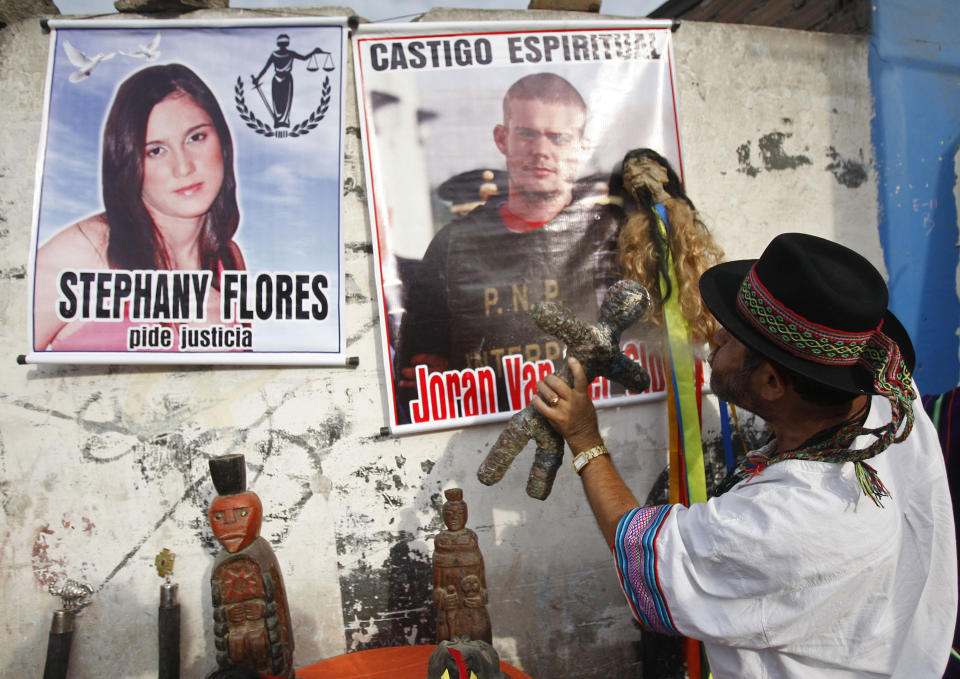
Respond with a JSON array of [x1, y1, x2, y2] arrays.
[[534, 233, 957, 676], [396, 72, 620, 422]]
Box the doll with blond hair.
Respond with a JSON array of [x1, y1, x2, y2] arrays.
[[617, 148, 723, 345]]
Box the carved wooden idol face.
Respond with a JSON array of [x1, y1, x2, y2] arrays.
[[462, 574, 481, 595], [442, 501, 467, 531], [208, 491, 262, 553]]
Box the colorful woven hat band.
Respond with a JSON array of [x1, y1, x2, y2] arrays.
[[736, 265, 881, 367], [731, 265, 915, 506]]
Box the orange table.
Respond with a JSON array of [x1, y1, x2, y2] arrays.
[[297, 644, 532, 679]]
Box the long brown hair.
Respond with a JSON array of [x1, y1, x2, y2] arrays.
[[618, 148, 723, 343], [101, 63, 240, 277]]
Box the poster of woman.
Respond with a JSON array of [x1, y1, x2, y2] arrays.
[[27, 18, 348, 364], [353, 20, 680, 433]]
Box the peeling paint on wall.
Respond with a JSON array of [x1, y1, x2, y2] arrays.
[[338, 530, 435, 651], [737, 130, 814, 177], [345, 241, 374, 255], [825, 147, 868, 188], [758, 131, 812, 171], [0, 265, 25, 279], [343, 177, 366, 200], [737, 133, 868, 192], [737, 140, 761, 177], [14, 384, 351, 592], [344, 272, 370, 305]]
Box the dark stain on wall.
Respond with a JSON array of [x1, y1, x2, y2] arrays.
[[345, 241, 374, 255], [641, 421, 755, 507], [737, 141, 760, 177], [636, 629, 683, 679], [338, 529, 435, 649], [0, 265, 25, 280], [344, 273, 369, 305], [825, 147, 868, 188], [343, 176, 366, 200], [351, 458, 414, 513], [337, 455, 444, 649], [758, 131, 812, 171], [738, 131, 813, 176], [346, 317, 379, 346], [0, 201, 9, 240]]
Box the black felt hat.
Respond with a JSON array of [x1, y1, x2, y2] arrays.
[[699, 232, 915, 395]]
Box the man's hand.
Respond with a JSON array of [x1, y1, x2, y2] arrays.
[[398, 353, 449, 389], [531, 356, 603, 453]]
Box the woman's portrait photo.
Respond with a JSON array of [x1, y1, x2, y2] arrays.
[[34, 63, 245, 351], [29, 23, 346, 360]]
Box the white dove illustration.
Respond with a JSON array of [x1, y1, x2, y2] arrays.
[[120, 33, 161, 61], [64, 41, 115, 83]]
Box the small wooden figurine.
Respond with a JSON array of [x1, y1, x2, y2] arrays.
[[432, 488, 492, 644], [208, 454, 295, 679]]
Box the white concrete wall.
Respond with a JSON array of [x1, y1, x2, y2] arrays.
[[0, 7, 879, 678]]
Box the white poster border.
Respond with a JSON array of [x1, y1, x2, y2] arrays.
[[24, 17, 351, 366], [353, 19, 682, 435]]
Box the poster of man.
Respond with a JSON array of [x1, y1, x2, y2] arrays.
[[353, 21, 681, 433], [27, 19, 348, 364]]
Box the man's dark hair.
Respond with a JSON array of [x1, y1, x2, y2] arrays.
[[780, 364, 859, 409], [742, 344, 857, 416]]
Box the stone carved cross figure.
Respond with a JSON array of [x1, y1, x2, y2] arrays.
[[208, 454, 295, 679], [432, 488, 492, 644], [477, 279, 652, 499]]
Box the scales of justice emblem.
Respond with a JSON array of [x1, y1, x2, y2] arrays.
[[235, 33, 334, 139]]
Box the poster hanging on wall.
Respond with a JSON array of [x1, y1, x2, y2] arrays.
[[354, 20, 681, 434], [25, 17, 348, 365]]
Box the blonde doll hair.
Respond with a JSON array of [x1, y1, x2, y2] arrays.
[[617, 150, 724, 344]]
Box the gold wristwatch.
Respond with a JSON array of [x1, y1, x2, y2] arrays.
[[572, 444, 609, 475]]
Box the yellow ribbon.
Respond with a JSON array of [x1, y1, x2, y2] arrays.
[[655, 206, 707, 505]]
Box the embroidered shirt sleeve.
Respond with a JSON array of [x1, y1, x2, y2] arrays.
[[613, 505, 679, 635]]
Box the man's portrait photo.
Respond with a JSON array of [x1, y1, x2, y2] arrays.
[[354, 24, 680, 431]]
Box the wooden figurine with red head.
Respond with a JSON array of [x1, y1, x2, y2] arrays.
[[208, 454, 294, 679]]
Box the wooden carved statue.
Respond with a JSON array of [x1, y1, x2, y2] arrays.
[[208, 454, 294, 679], [432, 488, 492, 644]]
